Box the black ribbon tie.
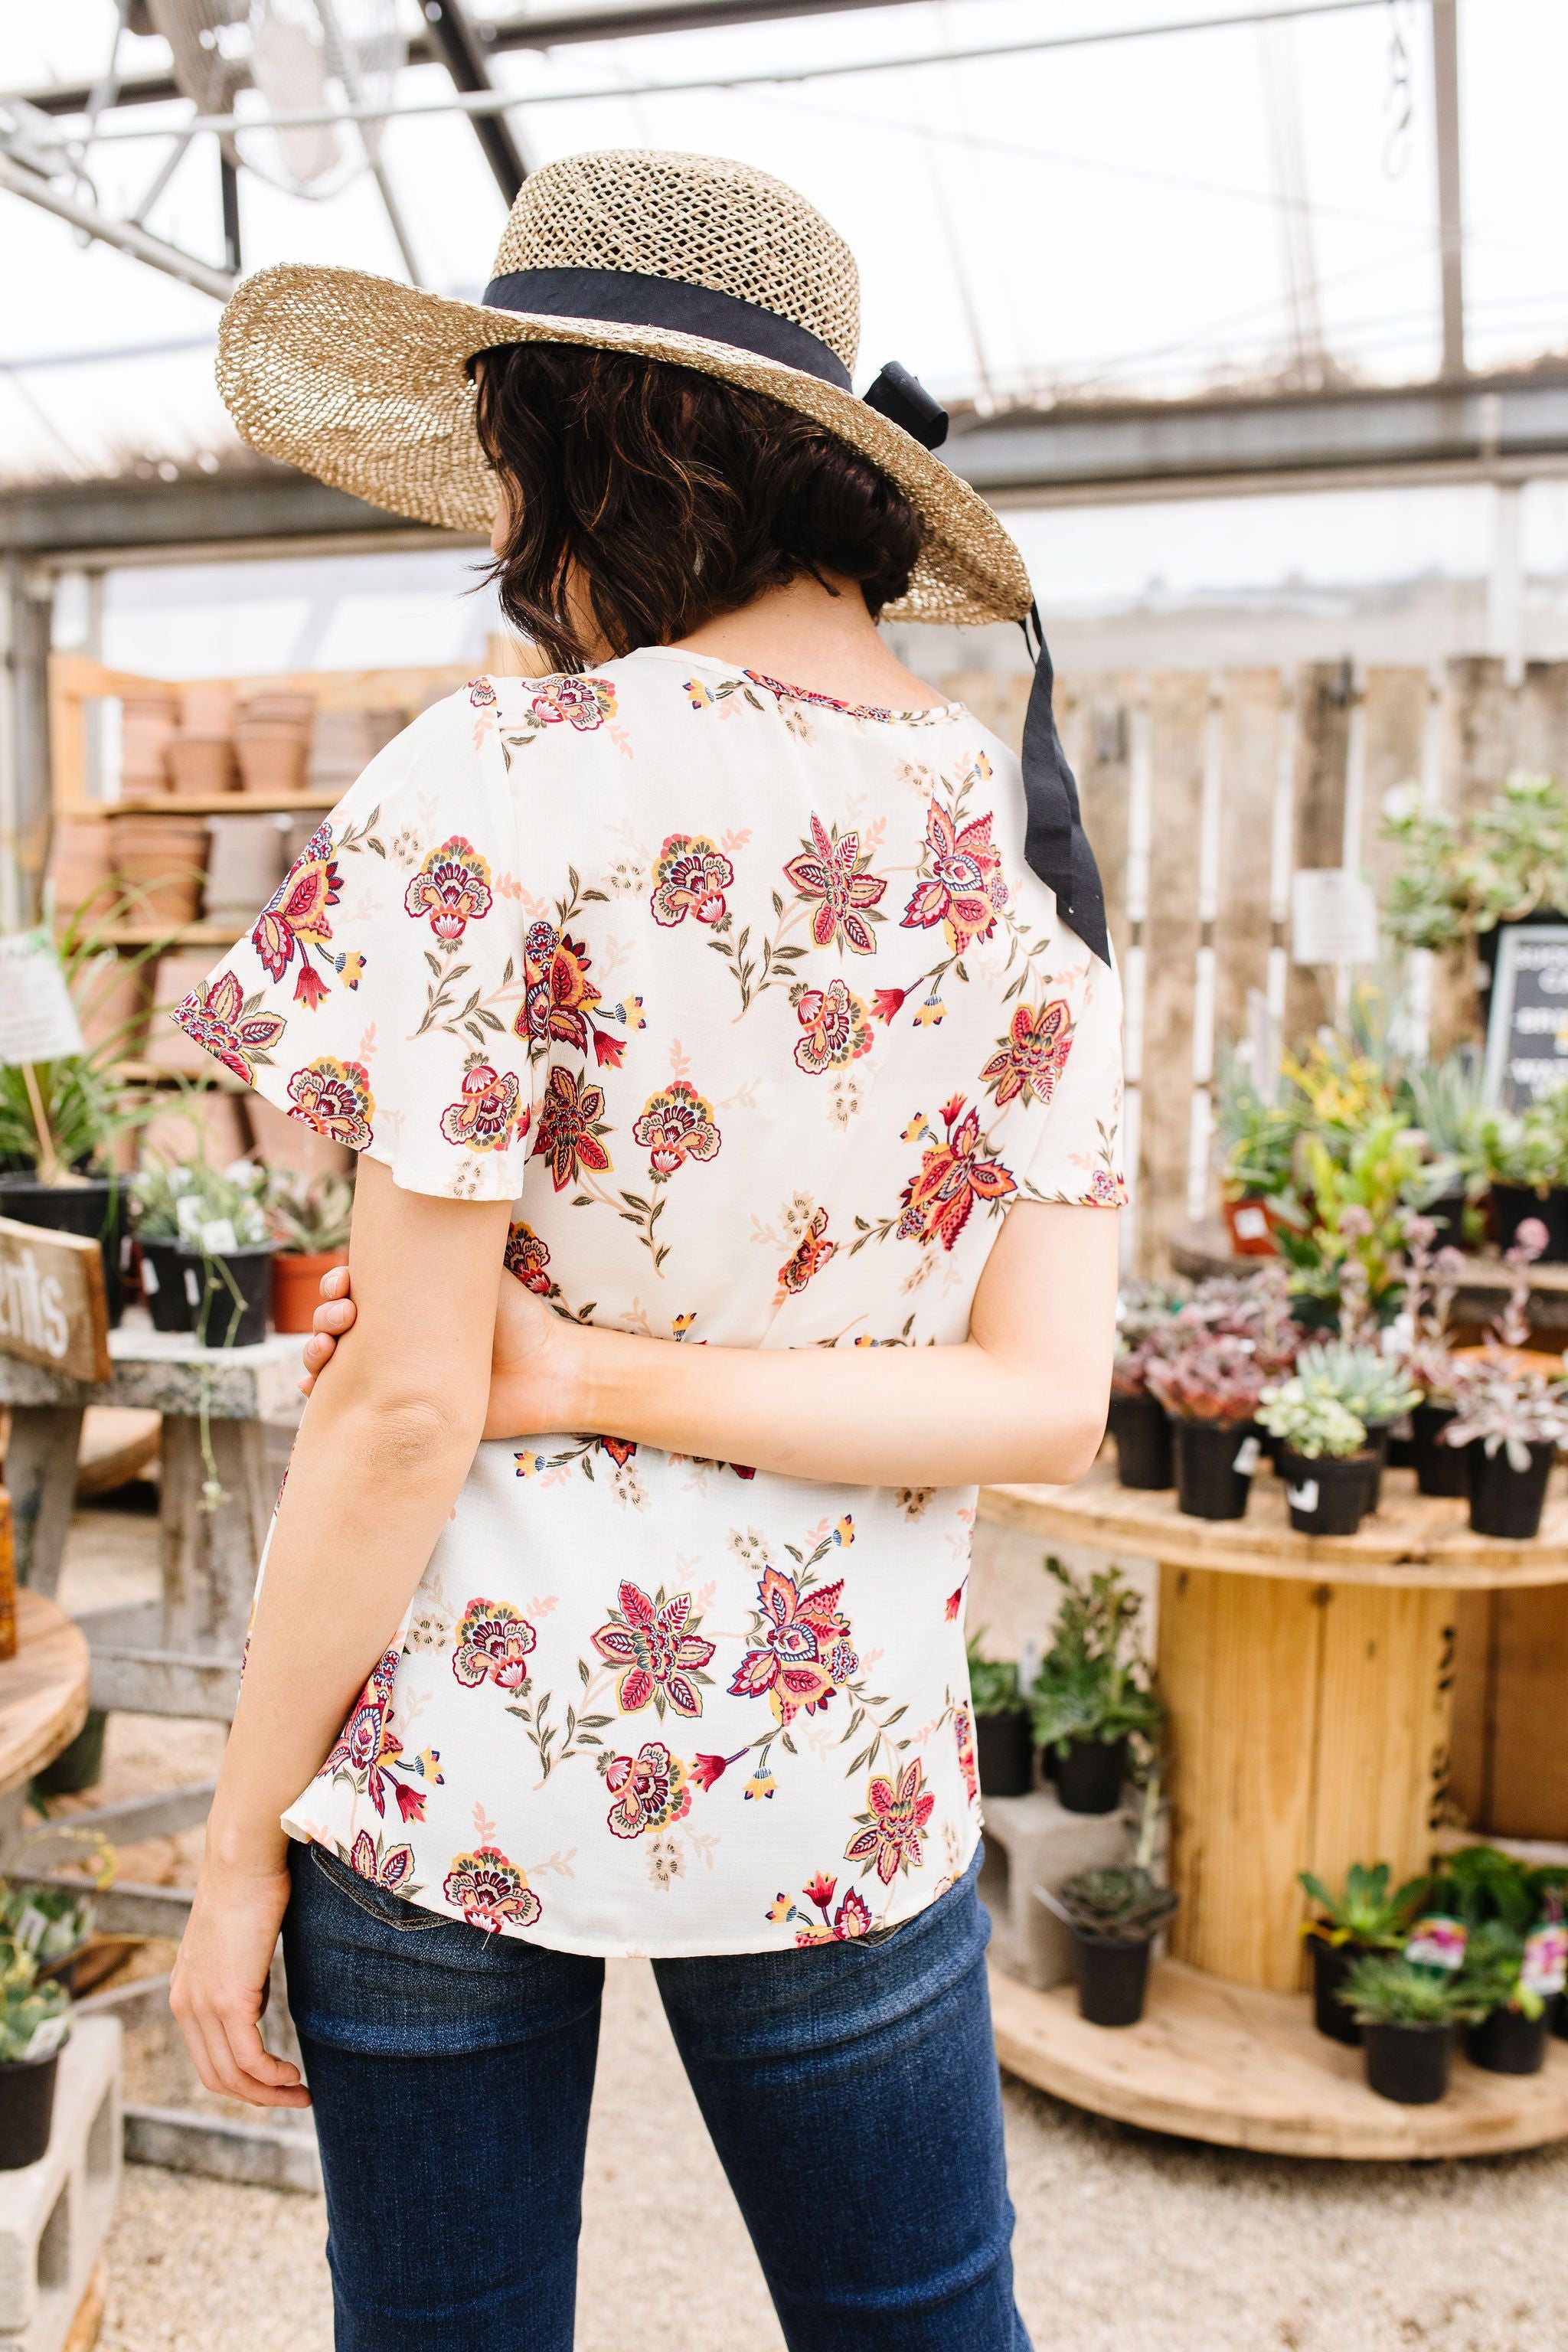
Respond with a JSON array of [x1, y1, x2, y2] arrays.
[[1019, 604, 1110, 968]]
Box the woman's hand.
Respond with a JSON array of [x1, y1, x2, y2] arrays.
[[170, 1858, 312, 2109], [302, 1260, 583, 1440]]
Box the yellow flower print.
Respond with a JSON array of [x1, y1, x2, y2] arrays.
[[745, 1768, 776, 1802]]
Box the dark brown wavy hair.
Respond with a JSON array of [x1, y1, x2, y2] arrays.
[[472, 341, 924, 675]]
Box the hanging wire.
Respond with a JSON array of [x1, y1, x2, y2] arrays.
[[1383, 0, 1416, 178]]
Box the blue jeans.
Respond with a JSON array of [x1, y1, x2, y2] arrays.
[[283, 1841, 1030, 2352]]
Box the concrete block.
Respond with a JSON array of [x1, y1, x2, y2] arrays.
[[979, 1792, 1136, 1990], [0, 2018, 120, 2352]]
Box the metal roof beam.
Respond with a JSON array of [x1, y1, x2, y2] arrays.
[[420, 0, 528, 201], [11, 0, 948, 116], [1430, 0, 1465, 379], [0, 149, 235, 299]]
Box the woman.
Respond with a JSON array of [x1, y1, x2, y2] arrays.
[[169, 150, 1123, 2350]]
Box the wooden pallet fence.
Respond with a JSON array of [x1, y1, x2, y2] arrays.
[[946, 656, 1568, 1274]]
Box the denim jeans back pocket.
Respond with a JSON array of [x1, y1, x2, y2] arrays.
[[308, 1842, 449, 1933]]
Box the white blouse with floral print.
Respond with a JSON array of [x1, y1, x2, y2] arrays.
[[174, 645, 1125, 1957]]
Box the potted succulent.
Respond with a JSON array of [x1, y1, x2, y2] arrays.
[[1458, 1919, 1563, 2076], [1297, 1863, 1430, 2046], [1400, 1220, 1470, 1495], [1257, 1380, 1373, 1534], [1475, 1096, 1568, 1262], [0, 1883, 99, 1999], [1381, 769, 1568, 966], [1339, 1953, 1481, 2105], [1146, 1334, 1266, 1521], [132, 1156, 273, 1348], [1439, 1225, 1567, 1538], [1108, 1282, 1184, 1489], [267, 1171, 354, 1334], [965, 1641, 1033, 1798], [1278, 1339, 1420, 1511], [1037, 1867, 1179, 2027], [0, 1938, 70, 2170], [1029, 1558, 1163, 1814], [1398, 1049, 1489, 1250]]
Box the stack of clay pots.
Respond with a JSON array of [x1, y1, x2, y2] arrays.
[[167, 679, 238, 795], [236, 689, 315, 793], [47, 820, 114, 923], [119, 691, 180, 795], [309, 704, 403, 792]]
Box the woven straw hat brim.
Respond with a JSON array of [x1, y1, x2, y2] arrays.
[[217, 262, 1031, 630]]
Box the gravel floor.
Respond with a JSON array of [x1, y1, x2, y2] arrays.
[[54, 1504, 1568, 2351]]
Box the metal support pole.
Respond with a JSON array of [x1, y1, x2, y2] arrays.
[[0, 152, 236, 300], [219, 149, 241, 276], [422, 0, 529, 200], [1431, 0, 1465, 378], [0, 558, 54, 929]]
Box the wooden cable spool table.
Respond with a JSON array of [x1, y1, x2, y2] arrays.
[[977, 1460, 1568, 2158]]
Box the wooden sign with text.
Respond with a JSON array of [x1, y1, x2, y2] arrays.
[[0, 1216, 110, 1386]]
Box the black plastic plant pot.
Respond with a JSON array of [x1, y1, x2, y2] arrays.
[[1071, 1929, 1153, 2028], [1173, 1420, 1256, 1521], [1424, 1190, 1472, 1253], [31, 1707, 106, 1799], [137, 1236, 196, 1333], [1492, 1183, 1568, 1265], [1412, 1402, 1468, 1497], [1055, 1734, 1129, 1816], [1468, 1440, 1555, 1540], [1279, 1449, 1374, 1537], [1361, 1421, 1393, 1511], [0, 1173, 127, 1328], [1362, 2020, 1452, 2105], [975, 1708, 1034, 1798], [1308, 1932, 1366, 2046], [0, 2050, 61, 2171], [1466, 2004, 1550, 2076], [1107, 1391, 1173, 1490], [190, 1247, 273, 1350]]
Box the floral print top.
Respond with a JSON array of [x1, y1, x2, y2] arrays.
[[174, 645, 1125, 1957]]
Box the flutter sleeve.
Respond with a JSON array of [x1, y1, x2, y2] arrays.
[[1018, 950, 1129, 1209], [169, 680, 531, 1201]]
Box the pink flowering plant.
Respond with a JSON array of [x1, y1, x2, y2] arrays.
[[1145, 1332, 1267, 1428], [1112, 1280, 1189, 1399], [1442, 1220, 1568, 1469]]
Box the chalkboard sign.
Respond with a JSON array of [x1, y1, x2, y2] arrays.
[[1482, 925, 1568, 1109]]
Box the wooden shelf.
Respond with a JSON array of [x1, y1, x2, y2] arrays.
[[59, 792, 339, 821], [982, 1459, 1568, 1590], [116, 1060, 246, 1093], [82, 923, 243, 949], [990, 1959, 1568, 2160]]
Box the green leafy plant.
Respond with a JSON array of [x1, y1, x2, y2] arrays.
[[1397, 1049, 1490, 1200], [1271, 1116, 1427, 1327], [132, 1156, 270, 1250], [0, 897, 173, 1181], [1029, 1558, 1164, 1756], [1214, 1046, 1298, 1200], [1298, 1861, 1430, 1949], [267, 1172, 354, 1256], [1339, 1952, 1485, 2027], [1256, 1378, 1366, 1459], [1430, 1843, 1565, 1935], [1456, 1919, 1549, 2021], [1050, 1866, 1179, 1943], [0, 1885, 96, 1968], [1474, 1101, 1562, 1194], [965, 1638, 1022, 1718], [1382, 772, 1568, 952], [0, 1940, 70, 2065]]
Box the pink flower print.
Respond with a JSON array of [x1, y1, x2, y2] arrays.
[[531, 675, 616, 730], [452, 1597, 537, 1690], [592, 1581, 716, 1720], [844, 1759, 936, 1885], [439, 1063, 525, 1152], [403, 836, 493, 942], [781, 815, 887, 956], [650, 834, 734, 928], [287, 1057, 374, 1151], [632, 1082, 721, 1175], [792, 977, 873, 1076], [603, 1741, 692, 1839], [443, 1847, 541, 1933], [901, 801, 1008, 951]]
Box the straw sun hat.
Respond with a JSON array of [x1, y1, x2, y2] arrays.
[[217, 147, 1033, 631]]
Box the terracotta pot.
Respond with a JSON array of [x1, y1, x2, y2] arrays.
[[1220, 1194, 1279, 1257], [271, 1248, 350, 1332], [119, 694, 179, 790], [309, 706, 403, 790], [236, 733, 309, 795], [47, 820, 114, 919], [167, 735, 238, 795], [180, 680, 236, 735], [146, 952, 227, 1073], [203, 814, 291, 924], [110, 813, 209, 925], [74, 950, 150, 1057], [239, 691, 315, 724]]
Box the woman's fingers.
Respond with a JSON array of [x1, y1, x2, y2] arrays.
[[216, 2011, 312, 2107], [319, 1263, 351, 1301], [312, 1298, 354, 1336], [299, 1289, 357, 1395]]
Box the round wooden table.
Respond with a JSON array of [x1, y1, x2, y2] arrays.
[[0, 1588, 92, 1805], [977, 1460, 1568, 2158]]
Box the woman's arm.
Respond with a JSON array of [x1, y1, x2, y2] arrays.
[[172, 1163, 509, 2109], [304, 1200, 1119, 1491]]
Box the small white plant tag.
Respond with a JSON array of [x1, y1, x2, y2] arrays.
[[1287, 1478, 1319, 1514], [1231, 1204, 1269, 1240], [183, 1266, 201, 1308], [1233, 1436, 1262, 1478], [24, 2014, 68, 2062], [140, 1256, 159, 1295]]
